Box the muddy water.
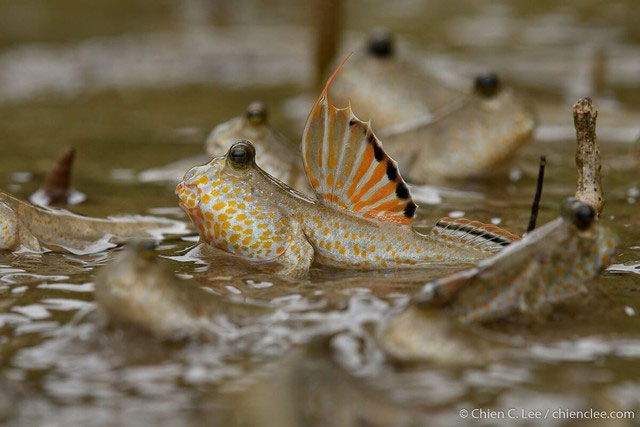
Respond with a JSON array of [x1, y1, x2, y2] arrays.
[[0, 1, 639, 426]]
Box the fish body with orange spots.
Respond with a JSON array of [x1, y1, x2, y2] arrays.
[[176, 58, 520, 276], [0, 190, 187, 254], [413, 198, 617, 324], [329, 30, 535, 183], [381, 198, 617, 361]]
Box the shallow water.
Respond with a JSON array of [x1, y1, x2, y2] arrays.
[[0, 1, 639, 425]]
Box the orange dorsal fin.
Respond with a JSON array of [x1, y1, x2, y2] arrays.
[[429, 217, 520, 254], [301, 54, 417, 227]]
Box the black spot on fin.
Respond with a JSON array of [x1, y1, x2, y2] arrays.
[[396, 182, 410, 199]]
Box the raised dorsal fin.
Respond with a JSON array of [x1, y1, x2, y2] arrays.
[[429, 217, 520, 253], [302, 55, 417, 226]]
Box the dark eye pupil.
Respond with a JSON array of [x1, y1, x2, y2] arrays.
[[573, 204, 595, 230], [246, 101, 267, 124], [474, 73, 500, 97], [368, 28, 393, 57], [231, 149, 246, 158], [228, 141, 254, 165], [478, 76, 497, 88]]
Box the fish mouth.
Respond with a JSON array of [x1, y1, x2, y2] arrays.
[[175, 181, 200, 212]]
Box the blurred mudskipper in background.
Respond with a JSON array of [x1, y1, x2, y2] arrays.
[[329, 28, 536, 183]]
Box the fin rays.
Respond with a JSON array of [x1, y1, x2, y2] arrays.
[[302, 56, 417, 226], [430, 217, 520, 253]]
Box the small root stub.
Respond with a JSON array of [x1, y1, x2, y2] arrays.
[[573, 97, 604, 217], [43, 146, 75, 197], [30, 146, 86, 206]]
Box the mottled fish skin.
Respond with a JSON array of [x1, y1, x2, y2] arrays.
[[415, 198, 617, 323], [382, 88, 536, 182], [205, 101, 311, 194], [0, 190, 188, 254], [329, 33, 535, 183], [0, 201, 19, 250]]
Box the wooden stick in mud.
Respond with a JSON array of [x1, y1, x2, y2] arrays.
[[573, 97, 604, 216], [313, 0, 343, 91], [526, 155, 546, 233]]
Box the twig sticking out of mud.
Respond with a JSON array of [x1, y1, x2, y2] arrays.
[[526, 155, 546, 233], [43, 146, 75, 204], [573, 97, 604, 216]]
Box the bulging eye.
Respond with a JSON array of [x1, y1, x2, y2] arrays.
[[474, 72, 500, 97], [560, 197, 595, 231], [227, 140, 255, 167], [246, 101, 267, 125], [231, 147, 246, 159], [573, 203, 595, 230], [368, 27, 394, 58]]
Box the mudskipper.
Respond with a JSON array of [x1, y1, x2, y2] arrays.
[[176, 57, 520, 276]]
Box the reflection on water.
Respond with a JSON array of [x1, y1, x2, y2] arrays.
[[1, 0, 640, 425]]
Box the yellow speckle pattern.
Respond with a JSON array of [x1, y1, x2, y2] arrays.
[[176, 159, 297, 263], [0, 202, 18, 250]]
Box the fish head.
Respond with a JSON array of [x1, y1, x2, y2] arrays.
[[558, 197, 616, 274], [176, 140, 292, 261], [473, 72, 501, 98], [468, 72, 536, 171], [205, 101, 268, 158], [406, 72, 537, 181], [512, 197, 617, 313], [427, 71, 536, 179]]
